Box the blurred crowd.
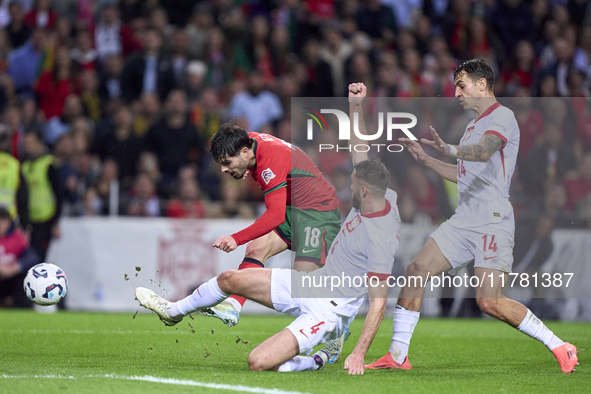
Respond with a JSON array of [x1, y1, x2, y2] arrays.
[[0, 0, 589, 243]]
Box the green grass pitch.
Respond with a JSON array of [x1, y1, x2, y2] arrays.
[[0, 310, 588, 393]]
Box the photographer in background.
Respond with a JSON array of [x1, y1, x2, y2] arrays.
[[0, 207, 39, 308]]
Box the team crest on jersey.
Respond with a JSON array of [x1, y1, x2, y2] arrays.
[[346, 214, 362, 232], [461, 126, 475, 142], [261, 168, 276, 185]]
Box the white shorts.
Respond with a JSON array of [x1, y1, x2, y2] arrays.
[[270, 268, 353, 355], [430, 219, 515, 275]]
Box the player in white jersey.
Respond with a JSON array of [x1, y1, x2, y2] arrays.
[[134, 83, 400, 375], [365, 59, 578, 373]]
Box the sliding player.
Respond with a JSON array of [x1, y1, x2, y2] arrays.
[[136, 82, 399, 374], [365, 58, 578, 373]]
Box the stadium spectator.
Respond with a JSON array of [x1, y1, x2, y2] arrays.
[[7, 27, 45, 95], [512, 87, 545, 159], [184, 61, 207, 103], [185, 2, 214, 60], [79, 69, 102, 123], [170, 28, 189, 87], [6, 2, 31, 49], [206, 178, 253, 219], [229, 71, 283, 132], [320, 25, 353, 97], [402, 165, 439, 221], [4, 104, 25, 160], [355, 0, 397, 44], [490, 0, 534, 55], [126, 172, 160, 217], [502, 40, 539, 95], [166, 179, 207, 219], [43, 94, 83, 146], [81, 187, 102, 217], [300, 38, 334, 97], [23, 0, 56, 30], [70, 30, 97, 71], [269, 25, 291, 79], [121, 27, 175, 103], [34, 46, 76, 121], [93, 105, 143, 189], [20, 97, 42, 134], [119, 0, 151, 24], [145, 90, 203, 188], [522, 122, 577, 197], [539, 37, 575, 97], [399, 192, 433, 226], [0, 207, 39, 308], [94, 3, 140, 61], [562, 153, 591, 212], [98, 54, 124, 103]]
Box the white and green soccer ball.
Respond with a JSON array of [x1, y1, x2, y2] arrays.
[[23, 263, 68, 306]]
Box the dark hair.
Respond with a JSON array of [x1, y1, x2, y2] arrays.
[[0, 206, 10, 220], [353, 159, 390, 196], [209, 120, 252, 163], [453, 58, 495, 92]]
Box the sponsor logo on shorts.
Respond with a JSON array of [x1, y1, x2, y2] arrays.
[[261, 168, 276, 185], [302, 248, 317, 253], [484, 256, 497, 260]]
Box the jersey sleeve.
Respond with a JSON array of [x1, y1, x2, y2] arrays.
[[484, 109, 515, 149]]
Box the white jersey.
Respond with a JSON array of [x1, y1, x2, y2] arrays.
[[452, 103, 519, 228], [296, 189, 401, 317]]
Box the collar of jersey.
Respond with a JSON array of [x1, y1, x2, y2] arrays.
[[474, 102, 501, 124], [361, 200, 391, 218]]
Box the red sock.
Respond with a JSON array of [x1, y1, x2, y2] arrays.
[[229, 258, 264, 307]]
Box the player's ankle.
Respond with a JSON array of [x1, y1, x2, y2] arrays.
[[389, 342, 409, 364], [226, 297, 243, 312], [167, 302, 183, 320]]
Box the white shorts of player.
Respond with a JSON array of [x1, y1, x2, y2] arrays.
[[430, 217, 515, 275], [271, 268, 355, 355]]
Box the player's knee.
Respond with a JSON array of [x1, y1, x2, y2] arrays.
[[247, 352, 269, 371], [405, 260, 429, 279], [476, 297, 500, 317], [217, 270, 239, 293]]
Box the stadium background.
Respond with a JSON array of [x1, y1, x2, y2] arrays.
[[0, 0, 590, 319]]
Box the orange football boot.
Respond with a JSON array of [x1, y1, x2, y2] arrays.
[[552, 343, 579, 373], [365, 352, 412, 370]]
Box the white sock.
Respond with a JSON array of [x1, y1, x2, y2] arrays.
[[389, 305, 420, 364], [226, 297, 243, 312], [168, 277, 228, 319], [277, 356, 319, 372], [517, 309, 565, 351]]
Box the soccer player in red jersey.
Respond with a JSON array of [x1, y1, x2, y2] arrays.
[[204, 121, 350, 361]]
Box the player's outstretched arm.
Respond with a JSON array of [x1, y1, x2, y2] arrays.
[[348, 82, 368, 165], [423, 125, 503, 163], [400, 137, 458, 183], [344, 281, 388, 375]]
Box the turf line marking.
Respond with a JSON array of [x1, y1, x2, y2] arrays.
[[0, 374, 310, 394], [126, 375, 310, 393]]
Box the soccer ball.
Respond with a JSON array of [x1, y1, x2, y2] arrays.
[[23, 263, 68, 306]]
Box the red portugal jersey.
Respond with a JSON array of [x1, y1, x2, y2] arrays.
[[248, 132, 338, 211]]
